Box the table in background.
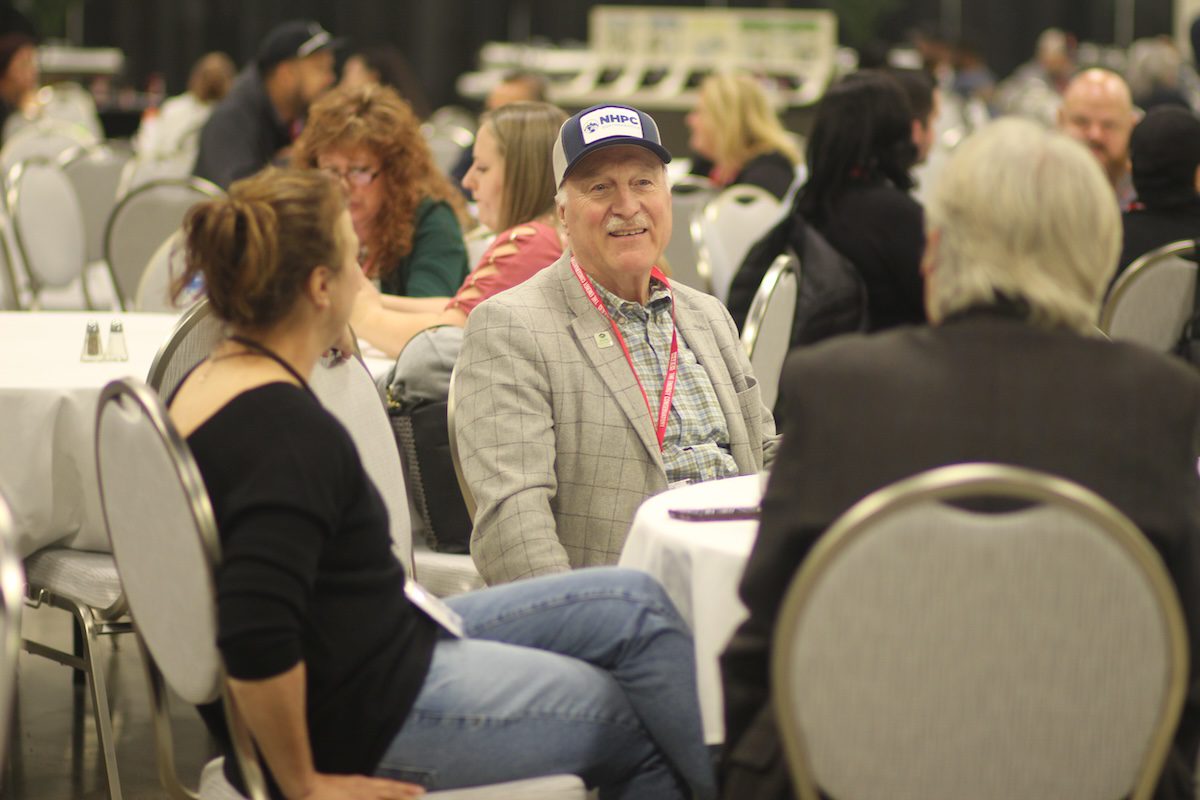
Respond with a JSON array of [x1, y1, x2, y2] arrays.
[[618, 473, 763, 744], [0, 311, 179, 557]]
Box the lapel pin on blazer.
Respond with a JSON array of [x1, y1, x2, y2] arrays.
[[595, 331, 614, 349]]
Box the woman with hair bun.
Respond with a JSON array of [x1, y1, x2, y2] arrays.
[[350, 100, 566, 360], [293, 84, 469, 298], [168, 167, 715, 800]]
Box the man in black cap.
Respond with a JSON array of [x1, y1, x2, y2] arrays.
[[193, 19, 339, 189], [453, 103, 778, 586], [1116, 105, 1200, 276]]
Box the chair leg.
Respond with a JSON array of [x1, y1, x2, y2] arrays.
[[74, 606, 123, 800]]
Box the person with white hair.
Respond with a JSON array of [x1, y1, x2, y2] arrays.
[[719, 117, 1200, 800]]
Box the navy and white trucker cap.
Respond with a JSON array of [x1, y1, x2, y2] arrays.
[[552, 104, 672, 187]]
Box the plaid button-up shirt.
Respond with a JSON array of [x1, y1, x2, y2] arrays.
[[593, 277, 739, 485]]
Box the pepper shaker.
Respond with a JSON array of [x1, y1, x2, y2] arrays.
[[80, 321, 102, 362]]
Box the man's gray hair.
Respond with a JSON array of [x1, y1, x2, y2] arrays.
[[925, 117, 1121, 333]]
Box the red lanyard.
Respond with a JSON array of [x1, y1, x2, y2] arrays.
[[570, 256, 678, 450]]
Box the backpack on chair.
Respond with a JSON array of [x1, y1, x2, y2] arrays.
[[728, 202, 869, 346]]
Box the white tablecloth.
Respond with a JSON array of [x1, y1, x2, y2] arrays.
[[0, 311, 180, 557], [618, 474, 763, 744]]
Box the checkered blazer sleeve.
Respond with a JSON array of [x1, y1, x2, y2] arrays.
[[454, 297, 572, 584]]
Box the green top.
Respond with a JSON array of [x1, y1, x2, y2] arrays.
[[380, 197, 469, 297]]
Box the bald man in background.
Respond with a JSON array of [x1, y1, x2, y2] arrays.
[[1058, 68, 1140, 208]]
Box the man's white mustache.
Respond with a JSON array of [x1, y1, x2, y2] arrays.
[[606, 214, 650, 234]]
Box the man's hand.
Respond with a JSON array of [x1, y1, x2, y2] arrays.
[[298, 773, 425, 799]]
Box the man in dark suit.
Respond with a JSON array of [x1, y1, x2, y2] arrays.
[[720, 117, 1200, 800]]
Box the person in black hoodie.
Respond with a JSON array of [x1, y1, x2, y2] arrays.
[[1116, 106, 1200, 278]]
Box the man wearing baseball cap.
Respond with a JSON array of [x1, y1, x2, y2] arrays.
[[454, 103, 778, 586], [194, 19, 340, 189]]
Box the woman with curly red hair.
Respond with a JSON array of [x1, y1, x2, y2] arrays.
[[293, 84, 469, 297]]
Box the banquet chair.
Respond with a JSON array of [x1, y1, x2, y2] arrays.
[[103, 176, 222, 309], [6, 156, 94, 309], [116, 145, 204, 198], [0, 118, 98, 182], [96, 378, 269, 800], [33, 81, 105, 139], [146, 298, 224, 400], [60, 144, 134, 267], [772, 462, 1187, 800], [22, 538, 131, 800], [134, 231, 190, 313], [694, 183, 784, 304], [663, 177, 715, 293], [740, 252, 798, 411], [0, 490, 24, 763], [393, 353, 484, 598], [1099, 239, 1197, 352], [97, 378, 584, 800], [309, 353, 415, 575]]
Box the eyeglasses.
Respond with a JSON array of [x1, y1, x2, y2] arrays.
[[320, 165, 380, 188]]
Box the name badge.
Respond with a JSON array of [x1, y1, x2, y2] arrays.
[[595, 331, 614, 349], [404, 581, 466, 638]]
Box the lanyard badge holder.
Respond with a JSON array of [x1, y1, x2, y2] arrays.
[[569, 256, 678, 450]]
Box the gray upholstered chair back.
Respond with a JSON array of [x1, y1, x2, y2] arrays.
[[693, 183, 783, 304], [95, 377, 267, 800], [6, 157, 89, 306], [0, 490, 23, 763], [665, 177, 715, 293], [0, 119, 97, 183], [60, 144, 133, 265], [146, 298, 223, 399], [773, 462, 1188, 800], [134, 230, 189, 313], [1100, 239, 1197, 351], [740, 252, 797, 410], [309, 354, 415, 574], [103, 176, 221, 309]]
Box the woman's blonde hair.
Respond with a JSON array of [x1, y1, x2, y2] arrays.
[[174, 167, 345, 329], [479, 101, 567, 231], [696, 73, 801, 170], [925, 117, 1120, 333], [292, 85, 467, 278]]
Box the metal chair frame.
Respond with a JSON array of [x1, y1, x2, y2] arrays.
[[5, 156, 94, 309], [772, 462, 1189, 800], [96, 379, 267, 800], [0, 490, 24, 763], [692, 183, 782, 303], [1099, 238, 1197, 341], [739, 252, 798, 411], [102, 176, 221, 310]]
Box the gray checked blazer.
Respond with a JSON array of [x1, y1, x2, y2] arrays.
[[455, 252, 779, 585]]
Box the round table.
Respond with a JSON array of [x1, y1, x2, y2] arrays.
[[618, 473, 764, 744], [0, 311, 180, 556]]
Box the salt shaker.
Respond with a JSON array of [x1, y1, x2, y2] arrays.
[[80, 321, 103, 362], [106, 320, 128, 361]]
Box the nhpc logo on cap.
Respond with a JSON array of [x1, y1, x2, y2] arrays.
[[553, 103, 672, 187]]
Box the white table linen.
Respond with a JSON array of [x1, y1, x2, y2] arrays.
[[618, 473, 763, 744], [0, 311, 179, 556]]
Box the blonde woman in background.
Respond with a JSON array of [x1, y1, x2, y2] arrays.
[[685, 72, 801, 199]]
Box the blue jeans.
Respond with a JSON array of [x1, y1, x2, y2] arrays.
[[374, 568, 716, 800]]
